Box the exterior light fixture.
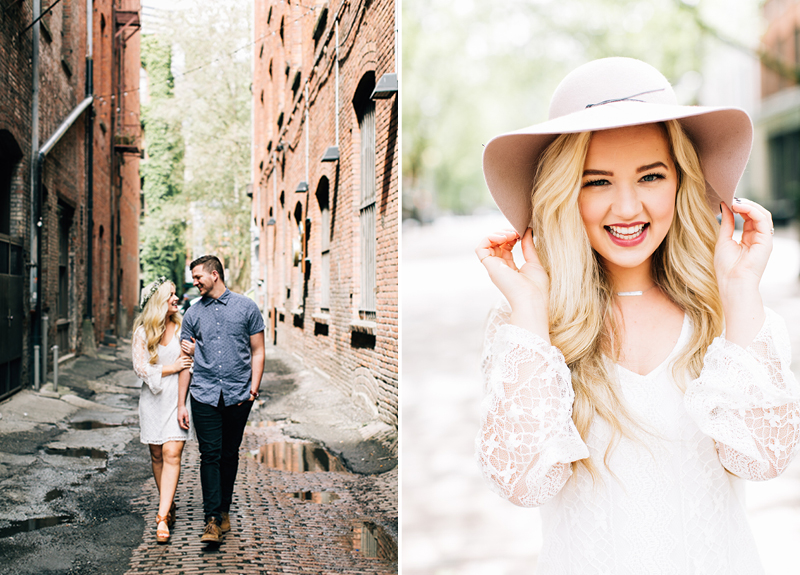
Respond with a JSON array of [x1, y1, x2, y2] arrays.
[[320, 146, 339, 162], [295, 181, 309, 193], [267, 217, 276, 226], [371, 73, 398, 99]]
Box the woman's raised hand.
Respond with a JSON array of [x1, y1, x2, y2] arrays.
[[715, 199, 773, 296], [714, 199, 771, 348], [476, 228, 551, 341]]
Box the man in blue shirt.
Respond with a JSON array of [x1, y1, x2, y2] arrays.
[[177, 255, 265, 544]]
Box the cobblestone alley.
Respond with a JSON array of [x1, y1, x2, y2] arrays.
[[126, 425, 397, 574], [0, 342, 397, 575]]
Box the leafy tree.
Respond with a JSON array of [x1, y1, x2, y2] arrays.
[[168, 0, 253, 293], [140, 35, 187, 291]]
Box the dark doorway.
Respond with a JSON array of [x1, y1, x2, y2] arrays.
[[56, 203, 74, 353], [0, 130, 23, 399], [768, 129, 800, 225]]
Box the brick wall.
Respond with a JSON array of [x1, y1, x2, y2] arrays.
[[0, 0, 141, 391], [761, 0, 800, 98], [31, 0, 89, 362], [92, 0, 141, 339], [253, 0, 398, 427], [0, 0, 34, 389]]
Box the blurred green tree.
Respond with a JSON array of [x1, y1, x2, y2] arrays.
[[169, 0, 253, 292], [140, 0, 253, 294], [140, 35, 187, 291]]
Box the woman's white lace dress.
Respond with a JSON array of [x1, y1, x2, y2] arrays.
[[476, 304, 800, 574], [133, 326, 193, 444]]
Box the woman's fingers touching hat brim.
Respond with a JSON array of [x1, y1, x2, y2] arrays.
[[730, 198, 774, 236], [476, 230, 519, 263]]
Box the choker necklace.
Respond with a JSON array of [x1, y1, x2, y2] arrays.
[[616, 285, 656, 297]]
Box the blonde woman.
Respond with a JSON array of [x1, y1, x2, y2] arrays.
[[132, 277, 194, 544], [476, 58, 800, 574]]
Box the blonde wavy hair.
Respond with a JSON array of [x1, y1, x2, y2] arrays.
[[530, 120, 724, 482], [132, 281, 182, 365]]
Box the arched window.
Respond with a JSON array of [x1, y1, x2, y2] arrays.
[[0, 130, 23, 237], [316, 177, 330, 310], [352, 73, 376, 317]]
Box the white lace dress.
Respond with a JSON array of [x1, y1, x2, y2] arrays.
[[133, 326, 193, 444], [476, 304, 800, 574]]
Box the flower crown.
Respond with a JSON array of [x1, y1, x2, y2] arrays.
[[140, 276, 167, 308]]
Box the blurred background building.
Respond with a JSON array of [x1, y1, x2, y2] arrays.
[[757, 0, 800, 226], [251, 0, 399, 431], [0, 0, 141, 400]]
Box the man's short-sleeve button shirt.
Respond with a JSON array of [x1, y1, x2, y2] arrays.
[[181, 288, 265, 406]]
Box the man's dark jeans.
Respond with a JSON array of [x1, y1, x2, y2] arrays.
[[191, 393, 253, 522]]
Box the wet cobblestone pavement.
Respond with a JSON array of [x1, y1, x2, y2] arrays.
[[125, 423, 397, 574]]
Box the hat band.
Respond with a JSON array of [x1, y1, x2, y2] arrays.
[[585, 87, 666, 109]]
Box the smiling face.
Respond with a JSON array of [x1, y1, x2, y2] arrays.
[[578, 123, 678, 278], [191, 264, 218, 297], [167, 285, 179, 314]]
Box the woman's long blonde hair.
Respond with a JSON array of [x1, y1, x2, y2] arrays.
[[530, 120, 724, 481], [132, 281, 182, 365]]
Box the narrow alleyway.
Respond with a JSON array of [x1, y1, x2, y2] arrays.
[[0, 341, 397, 575]]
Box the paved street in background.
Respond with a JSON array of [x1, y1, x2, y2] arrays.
[[402, 213, 800, 575], [0, 342, 397, 575]]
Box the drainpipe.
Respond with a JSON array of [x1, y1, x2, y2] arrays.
[[30, 0, 41, 387], [35, 97, 93, 379], [335, 20, 339, 148], [85, 0, 94, 322]]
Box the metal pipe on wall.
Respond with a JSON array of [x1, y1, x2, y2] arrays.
[[29, 0, 41, 387], [85, 0, 94, 322], [335, 20, 339, 147]]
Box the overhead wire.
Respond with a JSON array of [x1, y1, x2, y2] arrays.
[[90, 3, 318, 104]]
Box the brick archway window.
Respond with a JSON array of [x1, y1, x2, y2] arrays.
[[352, 73, 376, 318]]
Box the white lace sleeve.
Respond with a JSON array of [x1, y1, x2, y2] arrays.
[[132, 327, 165, 394], [685, 308, 800, 480], [476, 303, 590, 507]]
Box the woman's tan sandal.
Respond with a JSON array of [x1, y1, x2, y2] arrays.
[[156, 514, 170, 544]]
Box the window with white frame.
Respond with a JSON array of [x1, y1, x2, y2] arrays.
[[355, 75, 376, 318], [316, 178, 330, 311]]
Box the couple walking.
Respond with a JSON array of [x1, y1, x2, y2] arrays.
[[132, 255, 265, 544]]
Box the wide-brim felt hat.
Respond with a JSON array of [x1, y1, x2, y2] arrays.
[[482, 57, 753, 234]]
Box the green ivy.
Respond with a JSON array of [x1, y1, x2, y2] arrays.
[[139, 36, 187, 294]]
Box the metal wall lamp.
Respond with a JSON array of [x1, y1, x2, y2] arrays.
[[295, 181, 309, 193], [320, 146, 339, 162], [371, 73, 398, 99]]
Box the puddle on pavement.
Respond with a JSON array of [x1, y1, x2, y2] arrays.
[[291, 491, 340, 503], [44, 489, 64, 502], [348, 521, 397, 563], [68, 421, 120, 430], [44, 447, 108, 460], [247, 420, 279, 428], [0, 515, 72, 539], [248, 442, 350, 473]]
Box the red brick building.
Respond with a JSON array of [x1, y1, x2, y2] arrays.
[[251, 0, 398, 429], [757, 0, 800, 225], [0, 0, 141, 399]]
